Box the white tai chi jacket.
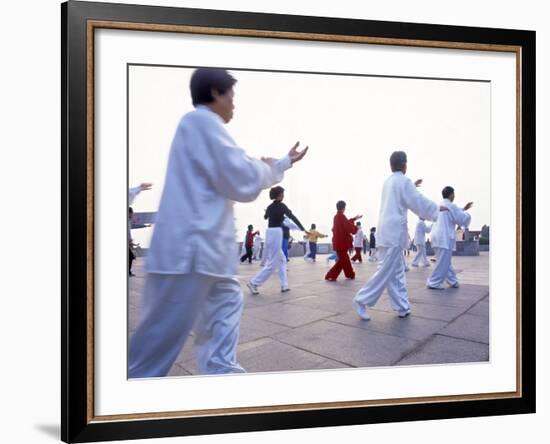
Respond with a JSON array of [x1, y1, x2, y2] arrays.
[[353, 228, 365, 248], [146, 105, 292, 277], [430, 198, 472, 251], [376, 172, 440, 249], [414, 219, 432, 246]]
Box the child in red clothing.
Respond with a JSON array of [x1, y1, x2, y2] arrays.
[[325, 201, 362, 281], [241, 224, 259, 263]]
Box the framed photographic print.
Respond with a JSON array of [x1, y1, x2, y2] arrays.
[[61, 0, 535, 442]]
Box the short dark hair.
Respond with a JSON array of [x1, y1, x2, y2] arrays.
[[336, 200, 346, 211], [311, 224, 316, 229], [356, 221, 361, 226], [190, 68, 237, 106], [442, 186, 455, 199], [128, 207, 133, 214], [390, 151, 407, 172], [269, 186, 285, 200], [370, 227, 376, 232], [247, 224, 253, 230]]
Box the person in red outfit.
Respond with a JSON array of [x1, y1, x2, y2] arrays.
[[240, 225, 260, 263], [325, 201, 362, 281]]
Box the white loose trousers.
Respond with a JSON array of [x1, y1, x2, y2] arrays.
[[412, 244, 430, 267], [426, 248, 458, 288], [354, 246, 410, 314], [128, 273, 245, 378], [251, 227, 288, 288]]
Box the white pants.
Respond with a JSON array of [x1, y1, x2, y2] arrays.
[[252, 245, 260, 260], [426, 247, 458, 288], [354, 246, 410, 313], [128, 273, 245, 378], [412, 244, 430, 266], [251, 227, 288, 288]]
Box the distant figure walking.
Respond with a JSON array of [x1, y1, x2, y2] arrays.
[[368, 227, 377, 261], [351, 221, 366, 263], [411, 217, 432, 267], [325, 200, 362, 281], [305, 224, 328, 262], [241, 225, 259, 264]]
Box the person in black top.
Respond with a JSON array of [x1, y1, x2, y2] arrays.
[[368, 226, 378, 261], [247, 186, 307, 295]]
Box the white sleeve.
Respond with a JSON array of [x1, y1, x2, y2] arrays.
[[402, 179, 440, 222], [283, 216, 301, 231], [449, 204, 472, 228], [128, 186, 141, 205], [192, 118, 292, 202]]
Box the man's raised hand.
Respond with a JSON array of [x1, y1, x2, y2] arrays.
[[288, 141, 309, 164]]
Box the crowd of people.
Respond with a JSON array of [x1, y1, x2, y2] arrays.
[[127, 68, 474, 378]]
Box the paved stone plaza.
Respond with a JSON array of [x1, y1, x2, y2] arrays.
[[128, 252, 489, 376]]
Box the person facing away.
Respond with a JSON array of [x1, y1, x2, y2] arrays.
[[353, 151, 447, 321], [368, 226, 377, 261], [351, 221, 366, 263], [240, 224, 259, 264], [325, 200, 362, 281], [411, 217, 432, 267], [305, 223, 328, 262], [426, 186, 473, 289], [252, 232, 263, 260], [247, 186, 307, 295], [128, 68, 309, 378]]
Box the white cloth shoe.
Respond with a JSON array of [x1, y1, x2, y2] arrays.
[[398, 309, 411, 318], [353, 301, 371, 321], [246, 281, 259, 295], [427, 285, 445, 290]]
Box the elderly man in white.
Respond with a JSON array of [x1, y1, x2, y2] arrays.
[[427, 186, 473, 289], [353, 151, 446, 321], [411, 217, 432, 267], [128, 68, 308, 378]]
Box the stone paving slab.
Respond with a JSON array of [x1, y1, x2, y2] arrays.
[[282, 294, 358, 315], [238, 314, 292, 343], [402, 302, 472, 322], [396, 335, 489, 365], [328, 310, 448, 342], [169, 314, 293, 370], [467, 297, 490, 317], [360, 297, 470, 322], [439, 313, 490, 344], [242, 289, 308, 308], [410, 284, 489, 304], [244, 303, 337, 328], [167, 363, 191, 377], [274, 320, 419, 367], [178, 338, 351, 375]]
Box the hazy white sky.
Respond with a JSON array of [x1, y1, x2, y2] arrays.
[[129, 66, 490, 247]]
